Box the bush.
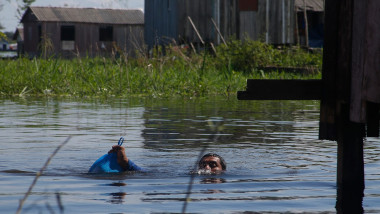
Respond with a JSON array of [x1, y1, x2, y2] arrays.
[[215, 39, 322, 73]]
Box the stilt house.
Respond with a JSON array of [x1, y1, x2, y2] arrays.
[[21, 7, 144, 58]]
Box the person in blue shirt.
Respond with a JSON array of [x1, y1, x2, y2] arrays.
[[88, 145, 142, 173], [108, 145, 226, 174]]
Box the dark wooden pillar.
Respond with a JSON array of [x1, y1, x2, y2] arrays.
[[320, 0, 366, 212], [335, 104, 365, 213]]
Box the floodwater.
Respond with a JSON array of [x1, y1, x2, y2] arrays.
[[0, 96, 379, 213], [0, 51, 17, 58]]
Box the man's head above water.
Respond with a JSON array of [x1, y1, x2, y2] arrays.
[[198, 153, 226, 174]]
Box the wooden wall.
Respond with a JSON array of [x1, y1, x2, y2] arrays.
[[144, 0, 179, 49], [145, 0, 238, 47], [178, 0, 233, 44], [23, 22, 40, 57], [144, 0, 295, 49], [115, 25, 145, 57], [239, 0, 295, 44], [23, 21, 144, 58]]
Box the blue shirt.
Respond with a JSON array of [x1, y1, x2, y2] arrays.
[[124, 159, 142, 171], [88, 153, 142, 173]]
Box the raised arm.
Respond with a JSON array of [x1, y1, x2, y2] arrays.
[[108, 145, 142, 171], [108, 145, 129, 171]]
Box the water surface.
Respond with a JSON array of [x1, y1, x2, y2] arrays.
[[0, 97, 379, 213]]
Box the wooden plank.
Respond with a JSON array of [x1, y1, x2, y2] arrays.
[[237, 79, 321, 100], [363, 1, 380, 103], [240, 11, 257, 40], [362, 1, 380, 136], [319, 0, 339, 140], [350, 0, 368, 123], [336, 0, 353, 102]]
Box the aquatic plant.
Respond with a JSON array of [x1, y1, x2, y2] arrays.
[[0, 40, 321, 98], [215, 38, 322, 73]]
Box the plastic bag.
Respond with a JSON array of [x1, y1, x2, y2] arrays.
[[88, 137, 124, 173]]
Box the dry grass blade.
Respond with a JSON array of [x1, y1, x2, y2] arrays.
[[181, 146, 207, 214], [181, 120, 224, 213], [16, 136, 71, 214]]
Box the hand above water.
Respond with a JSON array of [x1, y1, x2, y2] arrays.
[[108, 145, 129, 170]]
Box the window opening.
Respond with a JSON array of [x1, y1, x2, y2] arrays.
[[99, 26, 113, 42], [61, 26, 75, 41], [239, 0, 259, 11]]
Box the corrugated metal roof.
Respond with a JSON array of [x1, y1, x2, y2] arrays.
[[295, 0, 324, 12], [24, 7, 144, 24]]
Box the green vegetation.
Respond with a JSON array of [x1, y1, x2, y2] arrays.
[[216, 39, 322, 72], [0, 40, 322, 98]]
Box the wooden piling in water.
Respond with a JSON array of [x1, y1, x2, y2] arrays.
[[335, 104, 365, 213]]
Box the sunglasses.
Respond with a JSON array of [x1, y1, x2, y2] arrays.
[[199, 161, 219, 169]]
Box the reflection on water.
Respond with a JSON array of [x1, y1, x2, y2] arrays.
[[107, 182, 127, 205], [0, 97, 379, 213], [200, 177, 226, 184]]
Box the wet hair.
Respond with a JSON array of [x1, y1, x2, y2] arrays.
[[199, 153, 227, 170]]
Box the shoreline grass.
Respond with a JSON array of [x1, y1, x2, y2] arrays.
[[0, 40, 322, 98]]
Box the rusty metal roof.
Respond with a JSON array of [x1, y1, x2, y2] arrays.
[[22, 6, 144, 25], [295, 0, 324, 12]]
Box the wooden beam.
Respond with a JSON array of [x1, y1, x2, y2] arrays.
[[319, 0, 340, 141], [237, 79, 321, 100]]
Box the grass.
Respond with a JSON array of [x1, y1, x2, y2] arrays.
[[0, 40, 322, 98]]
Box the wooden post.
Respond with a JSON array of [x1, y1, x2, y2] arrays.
[[321, 0, 365, 212], [303, 0, 309, 47], [211, 18, 227, 46], [187, 16, 205, 45], [187, 16, 218, 55], [295, 10, 300, 45], [335, 104, 365, 213]]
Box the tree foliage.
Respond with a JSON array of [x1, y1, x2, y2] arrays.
[[6, 0, 36, 19], [0, 32, 7, 41]]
